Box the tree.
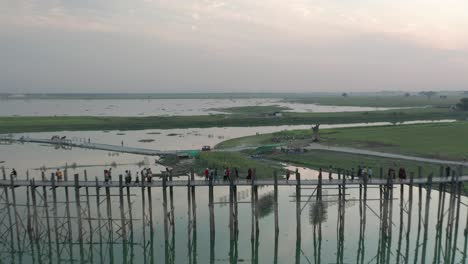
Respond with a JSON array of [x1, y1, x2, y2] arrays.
[[404, 92, 410, 97], [456, 98, 468, 111], [342, 93, 348, 97], [312, 124, 320, 142], [419, 91, 437, 99]]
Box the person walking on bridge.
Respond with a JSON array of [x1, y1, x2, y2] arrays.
[[247, 168, 253, 180]]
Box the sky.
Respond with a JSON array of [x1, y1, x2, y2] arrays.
[[0, 0, 467, 93]]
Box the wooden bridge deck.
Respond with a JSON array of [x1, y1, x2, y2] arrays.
[[2, 176, 468, 188]]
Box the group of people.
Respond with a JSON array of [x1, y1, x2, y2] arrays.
[[203, 167, 255, 181], [114, 167, 155, 185]]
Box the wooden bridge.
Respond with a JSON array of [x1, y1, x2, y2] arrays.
[[2, 175, 468, 188], [1, 166, 467, 263]]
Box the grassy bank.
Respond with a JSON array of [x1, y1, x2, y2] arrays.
[[217, 121, 468, 161], [194, 151, 280, 178], [285, 95, 463, 108], [1, 108, 466, 134]]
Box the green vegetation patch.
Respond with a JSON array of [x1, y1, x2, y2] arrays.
[[194, 151, 280, 178], [0, 108, 466, 134], [210, 105, 291, 115], [320, 122, 468, 161], [285, 95, 463, 108]]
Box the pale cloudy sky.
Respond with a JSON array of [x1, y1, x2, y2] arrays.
[[1, 0, 467, 93]]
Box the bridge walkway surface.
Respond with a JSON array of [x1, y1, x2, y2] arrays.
[[2, 176, 468, 188]]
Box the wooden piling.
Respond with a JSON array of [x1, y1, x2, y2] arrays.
[[105, 182, 114, 263], [250, 169, 255, 241], [209, 173, 215, 242], [95, 177, 104, 264], [420, 174, 433, 264], [51, 173, 60, 262], [229, 177, 234, 240], [9, 170, 21, 256], [296, 168, 301, 241], [169, 170, 174, 231], [74, 174, 84, 262], [26, 172, 36, 262], [41, 171, 52, 262], [163, 174, 169, 242], [64, 169, 74, 261], [190, 169, 196, 228], [2, 167, 15, 256], [84, 171, 93, 262], [118, 175, 127, 242], [31, 179, 43, 261], [274, 171, 279, 234]]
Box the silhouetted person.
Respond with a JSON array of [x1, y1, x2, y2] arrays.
[[446, 166, 451, 177], [398, 167, 407, 180]]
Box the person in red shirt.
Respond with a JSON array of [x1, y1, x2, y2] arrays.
[[204, 168, 209, 180]]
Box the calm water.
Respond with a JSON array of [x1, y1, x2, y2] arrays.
[[0, 98, 397, 116]]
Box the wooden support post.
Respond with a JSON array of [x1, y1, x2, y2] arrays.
[[191, 169, 196, 228], [105, 183, 114, 263], [296, 169, 301, 241], [148, 180, 154, 235], [41, 171, 52, 261], [404, 173, 414, 261], [26, 173, 36, 262], [254, 169, 259, 236], [52, 173, 60, 262], [274, 171, 279, 234], [421, 174, 433, 264], [250, 169, 255, 241], [31, 179, 42, 261], [74, 174, 84, 263], [126, 185, 133, 236], [450, 173, 462, 264], [95, 177, 104, 264], [163, 175, 169, 242], [209, 173, 215, 242], [64, 169, 74, 261], [84, 171, 93, 262], [342, 175, 346, 201], [9, 170, 21, 256], [169, 170, 174, 231], [1, 168, 14, 253], [118, 175, 127, 243], [229, 177, 234, 240]]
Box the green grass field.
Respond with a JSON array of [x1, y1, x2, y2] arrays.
[[1, 107, 465, 134], [285, 95, 464, 107], [217, 121, 468, 161]]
